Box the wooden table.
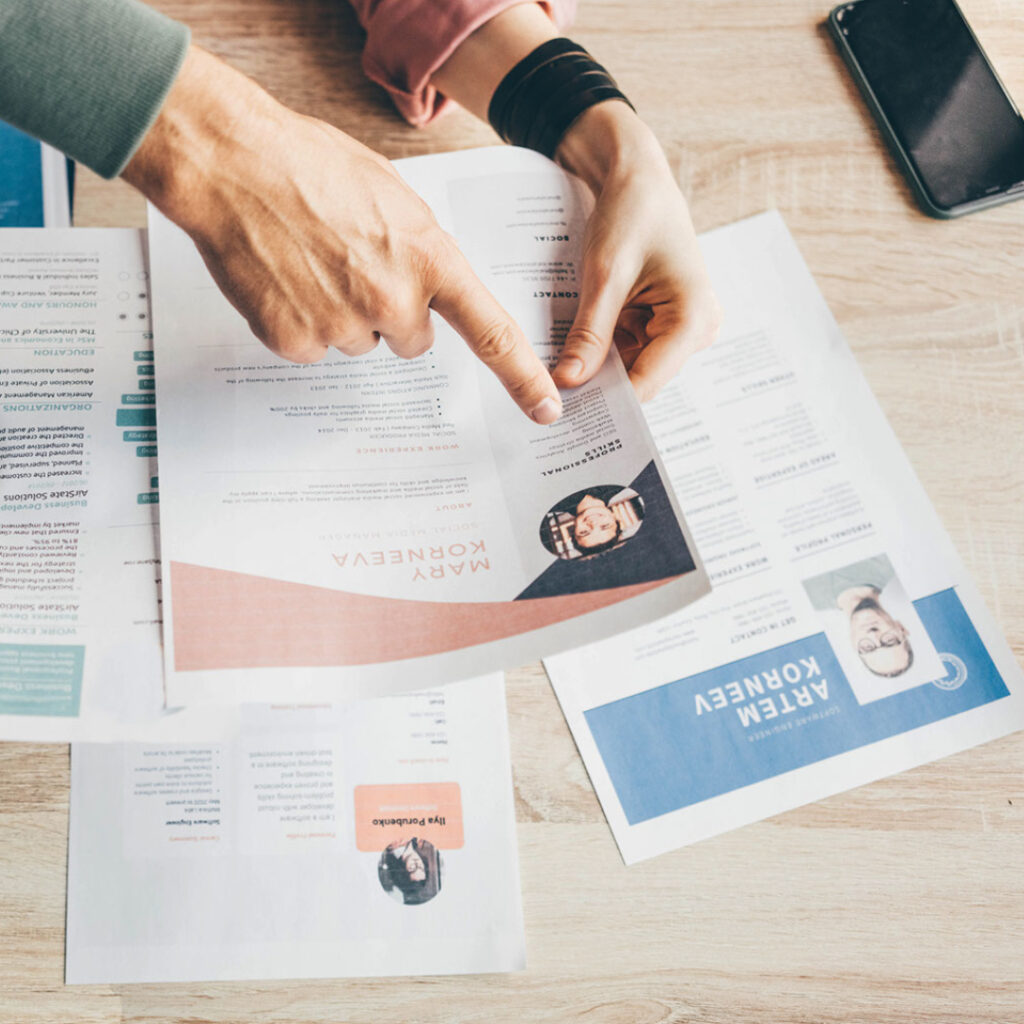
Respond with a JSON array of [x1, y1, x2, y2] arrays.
[[3, 0, 1024, 1020]]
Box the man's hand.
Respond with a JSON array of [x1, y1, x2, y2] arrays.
[[122, 46, 562, 425], [552, 102, 722, 401]]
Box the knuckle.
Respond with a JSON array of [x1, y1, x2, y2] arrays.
[[418, 233, 458, 288], [505, 366, 550, 405], [404, 332, 435, 360], [264, 326, 324, 365], [250, 302, 323, 364], [381, 310, 434, 360], [370, 287, 417, 328], [283, 344, 325, 365], [565, 325, 608, 356], [433, 229, 461, 258], [389, 338, 430, 361], [410, 322, 437, 359], [337, 333, 381, 358], [474, 321, 521, 366]]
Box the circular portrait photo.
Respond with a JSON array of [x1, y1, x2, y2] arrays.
[[539, 485, 645, 560], [377, 837, 443, 906]]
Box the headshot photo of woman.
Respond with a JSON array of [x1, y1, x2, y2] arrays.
[[540, 485, 645, 560], [377, 837, 443, 906]]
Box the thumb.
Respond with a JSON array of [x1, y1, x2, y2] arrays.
[[431, 248, 562, 425], [553, 258, 633, 388]]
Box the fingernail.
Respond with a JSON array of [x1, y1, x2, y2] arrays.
[[557, 356, 585, 381], [531, 396, 562, 425]]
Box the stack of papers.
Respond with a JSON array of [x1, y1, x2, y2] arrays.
[[1, 147, 1021, 983], [0, 149, 708, 740]]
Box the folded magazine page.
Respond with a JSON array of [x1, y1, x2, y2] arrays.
[[66, 674, 524, 982], [0, 228, 168, 741], [544, 211, 1024, 865], [149, 147, 708, 707]]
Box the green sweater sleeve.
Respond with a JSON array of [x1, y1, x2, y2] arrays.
[[0, 0, 190, 179]]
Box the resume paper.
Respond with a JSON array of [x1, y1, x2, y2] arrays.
[[545, 211, 1024, 864], [66, 675, 525, 982], [149, 147, 709, 707], [0, 228, 164, 740]]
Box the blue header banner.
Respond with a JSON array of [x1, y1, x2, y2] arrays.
[[584, 588, 1008, 825], [0, 122, 44, 227]]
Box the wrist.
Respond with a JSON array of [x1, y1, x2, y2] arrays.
[[122, 46, 282, 235], [554, 101, 662, 195], [433, 4, 558, 122]]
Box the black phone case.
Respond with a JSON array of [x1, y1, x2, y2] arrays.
[[827, 0, 1024, 219]]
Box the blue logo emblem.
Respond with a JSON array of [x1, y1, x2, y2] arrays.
[[931, 653, 968, 691]]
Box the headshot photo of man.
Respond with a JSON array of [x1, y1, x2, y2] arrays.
[[836, 582, 913, 678], [377, 837, 443, 906], [540, 485, 645, 560], [802, 553, 946, 705]]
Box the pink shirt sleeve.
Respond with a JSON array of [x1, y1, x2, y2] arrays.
[[348, 0, 578, 126]]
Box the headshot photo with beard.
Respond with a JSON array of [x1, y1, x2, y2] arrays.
[[802, 553, 946, 705]]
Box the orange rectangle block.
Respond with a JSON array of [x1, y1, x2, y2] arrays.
[[353, 782, 464, 852]]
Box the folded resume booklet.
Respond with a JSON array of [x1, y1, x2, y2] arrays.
[[544, 211, 1024, 864], [66, 675, 525, 982], [149, 147, 708, 707]]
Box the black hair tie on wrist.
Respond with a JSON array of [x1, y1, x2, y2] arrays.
[[488, 37, 634, 159]]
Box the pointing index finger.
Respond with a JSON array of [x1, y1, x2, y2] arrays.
[[430, 249, 562, 425]]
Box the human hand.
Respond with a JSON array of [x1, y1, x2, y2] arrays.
[[551, 102, 721, 401], [122, 47, 562, 425]]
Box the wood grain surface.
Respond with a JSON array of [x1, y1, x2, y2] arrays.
[[4, 0, 1024, 1021]]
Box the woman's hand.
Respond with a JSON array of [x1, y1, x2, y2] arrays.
[[552, 102, 721, 401], [433, 2, 721, 404], [122, 46, 563, 425]]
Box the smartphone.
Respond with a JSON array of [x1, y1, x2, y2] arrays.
[[828, 0, 1024, 218]]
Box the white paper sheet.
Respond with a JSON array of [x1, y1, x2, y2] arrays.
[[39, 142, 71, 228], [66, 674, 525, 982], [149, 147, 708, 708], [0, 228, 169, 740], [545, 210, 1024, 865]]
